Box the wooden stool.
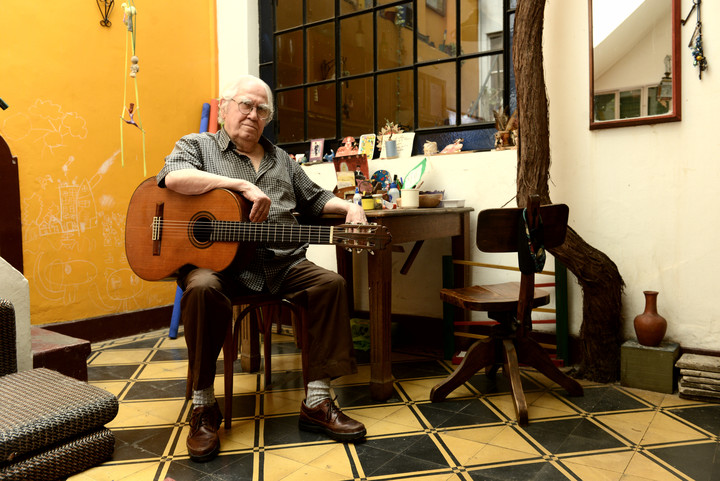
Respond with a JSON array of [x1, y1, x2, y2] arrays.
[[185, 293, 308, 429]]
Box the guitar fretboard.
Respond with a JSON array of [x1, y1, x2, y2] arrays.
[[208, 221, 334, 245]]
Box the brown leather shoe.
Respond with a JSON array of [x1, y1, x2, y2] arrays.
[[186, 402, 223, 462], [299, 398, 366, 442]]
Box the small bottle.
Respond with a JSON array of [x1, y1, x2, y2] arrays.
[[387, 182, 400, 204], [353, 187, 362, 206]]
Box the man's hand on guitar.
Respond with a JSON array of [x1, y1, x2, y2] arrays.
[[345, 203, 367, 225], [239, 183, 271, 222]]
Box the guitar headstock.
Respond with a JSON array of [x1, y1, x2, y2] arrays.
[[334, 223, 392, 252]]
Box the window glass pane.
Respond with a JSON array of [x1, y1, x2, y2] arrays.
[[276, 0, 302, 31], [461, 0, 504, 55], [276, 31, 304, 88], [377, 4, 414, 70], [418, 62, 455, 127], [277, 88, 304, 143], [307, 0, 335, 22], [418, 0, 457, 62], [341, 14, 373, 76], [307, 23, 336, 83], [461, 54, 503, 125], [377, 70, 414, 130], [648, 86, 671, 116], [340, 0, 373, 14], [508, 11, 516, 113], [341, 76, 374, 137], [260, 1, 273, 63], [619, 89, 641, 119], [308, 83, 336, 139], [594, 93, 616, 121]]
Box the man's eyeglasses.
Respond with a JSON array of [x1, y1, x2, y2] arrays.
[[230, 98, 273, 121]]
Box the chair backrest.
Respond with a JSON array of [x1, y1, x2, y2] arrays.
[[475, 195, 569, 332], [475, 199, 569, 253], [0, 298, 18, 376]]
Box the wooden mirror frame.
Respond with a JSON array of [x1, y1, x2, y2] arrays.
[[588, 0, 681, 130]]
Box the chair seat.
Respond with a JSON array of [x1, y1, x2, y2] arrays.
[[440, 281, 551, 311]]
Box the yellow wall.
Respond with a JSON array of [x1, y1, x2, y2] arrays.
[[0, 1, 217, 324]]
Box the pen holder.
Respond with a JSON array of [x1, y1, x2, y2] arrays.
[[385, 140, 397, 158], [400, 189, 419, 208]]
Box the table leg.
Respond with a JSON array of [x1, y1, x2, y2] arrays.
[[368, 245, 394, 401], [336, 247, 354, 314]]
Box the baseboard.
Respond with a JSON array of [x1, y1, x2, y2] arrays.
[[43, 305, 173, 344]]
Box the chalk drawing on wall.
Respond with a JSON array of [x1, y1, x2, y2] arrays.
[[6, 98, 163, 318], [1, 99, 88, 156]]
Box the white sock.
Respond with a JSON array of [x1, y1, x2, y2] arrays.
[[306, 378, 331, 408], [192, 385, 215, 406]]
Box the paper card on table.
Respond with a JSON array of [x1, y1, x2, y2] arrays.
[[358, 134, 376, 160], [380, 132, 415, 158]]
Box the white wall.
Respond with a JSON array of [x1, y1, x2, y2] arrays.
[[544, 0, 720, 348], [220, 1, 720, 351]]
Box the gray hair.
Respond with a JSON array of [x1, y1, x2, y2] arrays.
[[218, 75, 274, 124]]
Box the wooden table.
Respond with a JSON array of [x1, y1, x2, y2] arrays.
[[317, 207, 473, 401]]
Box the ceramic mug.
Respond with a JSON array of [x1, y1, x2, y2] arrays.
[[400, 189, 419, 208]]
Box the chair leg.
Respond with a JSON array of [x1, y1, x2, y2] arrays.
[[430, 338, 495, 402], [240, 305, 261, 373], [283, 299, 309, 395], [515, 336, 584, 397], [502, 339, 528, 426], [260, 305, 278, 388], [223, 322, 234, 430]]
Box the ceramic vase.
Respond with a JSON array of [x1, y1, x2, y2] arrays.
[[633, 290, 667, 347]]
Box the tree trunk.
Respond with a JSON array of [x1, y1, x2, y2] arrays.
[[513, 0, 624, 382]]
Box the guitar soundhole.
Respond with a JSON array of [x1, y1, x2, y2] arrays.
[[189, 213, 214, 249]]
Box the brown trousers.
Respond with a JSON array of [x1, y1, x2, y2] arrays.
[[179, 260, 358, 391]]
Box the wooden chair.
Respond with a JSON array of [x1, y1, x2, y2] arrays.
[[430, 195, 583, 425], [185, 293, 308, 429]]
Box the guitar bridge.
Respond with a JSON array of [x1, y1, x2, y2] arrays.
[[152, 202, 164, 256]]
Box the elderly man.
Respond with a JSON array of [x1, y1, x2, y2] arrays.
[[157, 75, 367, 462]]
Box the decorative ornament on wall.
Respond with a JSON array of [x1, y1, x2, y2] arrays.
[[682, 0, 708, 79], [119, 1, 147, 176], [96, 0, 114, 27]]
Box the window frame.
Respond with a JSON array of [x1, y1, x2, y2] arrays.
[[259, 0, 517, 155]]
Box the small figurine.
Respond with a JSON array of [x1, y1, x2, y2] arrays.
[[423, 140, 438, 155], [323, 149, 335, 162], [335, 136, 358, 157], [440, 138, 463, 154]]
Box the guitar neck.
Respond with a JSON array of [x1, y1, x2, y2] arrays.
[[209, 221, 336, 245]]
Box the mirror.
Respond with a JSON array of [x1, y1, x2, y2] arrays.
[[589, 0, 681, 129]]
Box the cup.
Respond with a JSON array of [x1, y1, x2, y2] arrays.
[[400, 189, 419, 208], [361, 196, 376, 210], [385, 139, 397, 158]]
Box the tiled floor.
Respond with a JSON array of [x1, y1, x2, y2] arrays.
[[71, 329, 720, 481]]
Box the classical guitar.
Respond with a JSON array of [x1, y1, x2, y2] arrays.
[[125, 178, 392, 281]]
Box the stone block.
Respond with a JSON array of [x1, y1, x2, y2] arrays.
[[621, 340, 680, 394], [31, 327, 91, 381]]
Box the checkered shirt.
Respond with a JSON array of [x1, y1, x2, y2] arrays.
[[157, 128, 335, 293]]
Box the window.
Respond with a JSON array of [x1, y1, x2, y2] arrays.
[[593, 85, 671, 122], [259, 0, 517, 154]]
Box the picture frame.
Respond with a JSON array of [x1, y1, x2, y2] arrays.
[[426, 0, 446, 16], [358, 134, 376, 160], [309, 138, 324, 162], [333, 153, 369, 185]]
